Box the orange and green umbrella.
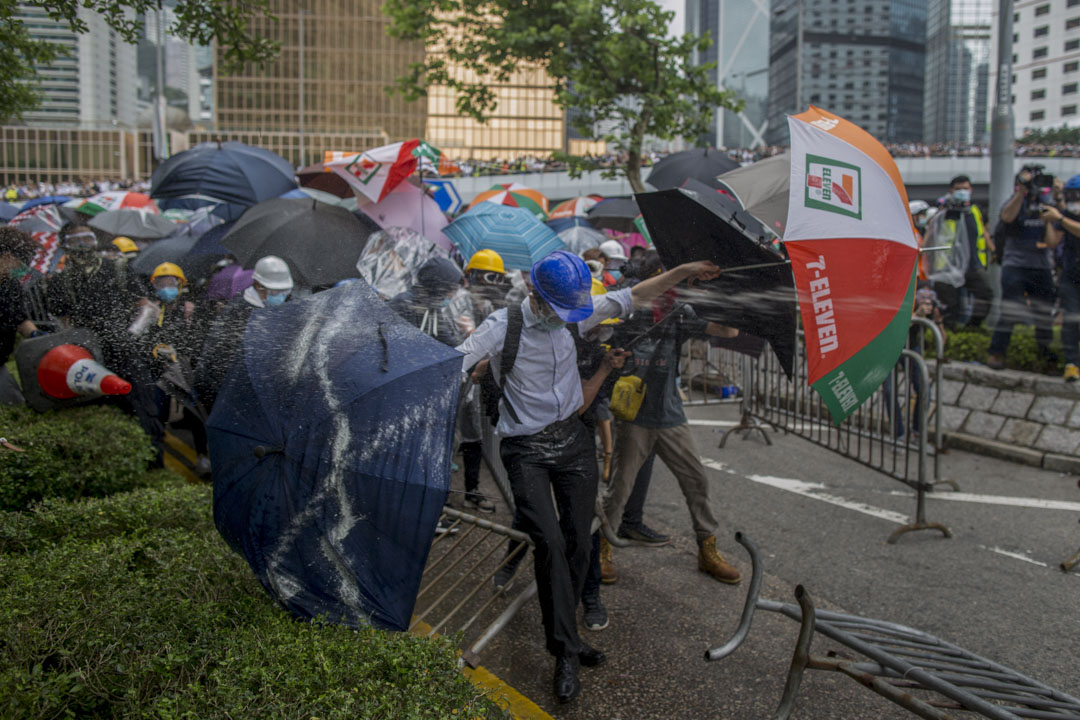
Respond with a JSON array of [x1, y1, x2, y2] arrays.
[[549, 195, 601, 220], [784, 107, 920, 423], [468, 183, 549, 220]]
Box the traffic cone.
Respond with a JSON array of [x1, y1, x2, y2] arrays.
[[36, 344, 131, 399]]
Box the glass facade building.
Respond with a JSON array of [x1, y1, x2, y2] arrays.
[[766, 0, 928, 145], [924, 0, 991, 144], [685, 0, 771, 149]]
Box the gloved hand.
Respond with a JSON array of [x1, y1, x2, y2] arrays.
[[28, 329, 49, 338]]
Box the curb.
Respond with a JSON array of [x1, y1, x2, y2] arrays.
[[944, 431, 1080, 474]]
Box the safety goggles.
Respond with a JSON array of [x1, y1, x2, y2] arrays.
[[476, 271, 508, 286], [63, 231, 97, 249], [153, 276, 180, 290]]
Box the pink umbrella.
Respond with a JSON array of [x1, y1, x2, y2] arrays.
[[357, 182, 453, 251], [602, 227, 648, 255]]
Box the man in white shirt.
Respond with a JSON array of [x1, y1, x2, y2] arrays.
[[455, 250, 721, 704]]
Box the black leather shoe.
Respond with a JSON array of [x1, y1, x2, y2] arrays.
[[579, 643, 607, 668], [554, 655, 581, 704]]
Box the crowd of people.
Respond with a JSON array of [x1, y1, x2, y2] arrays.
[[3, 179, 151, 202]]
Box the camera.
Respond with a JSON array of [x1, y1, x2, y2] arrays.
[[1019, 164, 1056, 218]]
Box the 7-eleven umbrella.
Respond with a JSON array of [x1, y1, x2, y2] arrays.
[[468, 183, 549, 220], [68, 191, 157, 217], [328, 140, 422, 203], [549, 195, 600, 220], [784, 107, 920, 423]]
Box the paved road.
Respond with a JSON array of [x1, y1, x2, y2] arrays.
[[465, 402, 1080, 719]]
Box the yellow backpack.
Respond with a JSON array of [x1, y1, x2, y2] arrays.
[[610, 374, 646, 422]]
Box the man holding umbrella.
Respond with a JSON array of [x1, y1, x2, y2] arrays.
[[455, 250, 722, 704]]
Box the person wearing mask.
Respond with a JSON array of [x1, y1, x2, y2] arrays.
[[388, 256, 464, 347], [597, 240, 628, 287], [910, 200, 931, 238], [0, 228, 44, 404], [921, 176, 994, 328], [196, 255, 294, 411], [1042, 176, 1080, 381], [987, 167, 1060, 370], [455, 250, 722, 704]]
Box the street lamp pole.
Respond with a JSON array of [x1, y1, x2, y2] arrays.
[[795, 0, 804, 111], [989, 0, 1015, 231], [299, 9, 306, 169]]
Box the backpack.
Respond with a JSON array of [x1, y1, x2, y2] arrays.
[[479, 303, 524, 426]]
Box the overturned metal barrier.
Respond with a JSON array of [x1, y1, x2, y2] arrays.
[[411, 507, 536, 668], [708, 533, 1080, 720]]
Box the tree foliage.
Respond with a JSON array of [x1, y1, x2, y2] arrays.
[[1018, 125, 1080, 146], [383, 0, 741, 191], [0, 0, 278, 123]]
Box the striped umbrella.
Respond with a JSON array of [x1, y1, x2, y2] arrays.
[[445, 203, 563, 271], [68, 191, 157, 217], [549, 195, 601, 220], [467, 183, 549, 220]]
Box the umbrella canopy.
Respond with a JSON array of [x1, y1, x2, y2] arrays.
[[680, 178, 771, 243], [283, 186, 347, 206], [467, 183, 550, 220], [0, 201, 22, 222], [208, 281, 461, 631], [223, 198, 374, 287], [71, 191, 157, 216], [556, 224, 607, 255], [326, 140, 424, 203], [297, 162, 355, 199], [206, 264, 254, 301], [356, 226, 449, 300], [19, 195, 71, 210], [546, 216, 592, 234], [637, 186, 797, 379], [587, 197, 640, 233], [646, 148, 739, 190], [715, 153, 791, 236], [444, 203, 563, 271], [784, 107, 920, 423], [186, 221, 233, 258], [89, 208, 177, 239], [151, 141, 297, 209], [8, 204, 63, 235], [358, 182, 453, 251], [129, 234, 199, 276], [549, 195, 600, 220]]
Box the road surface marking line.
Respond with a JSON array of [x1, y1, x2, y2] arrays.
[[889, 490, 1080, 512], [978, 545, 1049, 568], [687, 419, 739, 427]]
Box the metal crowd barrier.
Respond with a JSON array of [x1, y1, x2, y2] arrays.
[[1063, 478, 1080, 573], [689, 318, 954, 543], [411, 507, 537, 668], [708, 533, 1080, 720]]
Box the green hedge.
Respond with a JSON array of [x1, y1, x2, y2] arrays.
[[927, 326, 1066, 374], [0, 404, 157, 511], [0, 480, 504, 719]]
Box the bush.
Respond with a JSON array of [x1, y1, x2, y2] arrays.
[[0, 482, 504, 719], [0, 404, 157, 511], [931, 326, 1066, 374]]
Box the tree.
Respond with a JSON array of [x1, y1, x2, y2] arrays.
[[0, 0, 279, 124], [383, 0, 741, 192]]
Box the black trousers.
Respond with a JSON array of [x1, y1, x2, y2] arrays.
[[932, 267, 994, 328], [500, 416, 597, 658], [460, 440, 482, 497]]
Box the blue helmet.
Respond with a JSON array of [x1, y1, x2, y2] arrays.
[[530, 250, 594, 323], [1066, 174, 1080, 191]]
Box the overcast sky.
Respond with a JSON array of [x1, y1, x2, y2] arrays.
[[657, 0, 685, 37]]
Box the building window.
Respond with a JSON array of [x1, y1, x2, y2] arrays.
[[1032, 110, 1046, 120], [1036, 26, 1049, 37], [1036, 4, 1051, 15], [1065, 82, 1079, 93], [1065, 105, 1079, 115], [1072, 0, 1080, 8], [1069, 17, 1080, 28], [1068, 39, 1080, 50], [1067, 61, 1080, 71], [1033, 89, 1047, 100], [1035, 46, 1049, 59], [1035, 67, 1048, 79]]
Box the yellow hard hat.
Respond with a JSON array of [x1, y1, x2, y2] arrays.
[[112, 236, 138, 254], [150, 262, 187, 287], [465, 248, 506, 274], [590, 278, 620, 325]]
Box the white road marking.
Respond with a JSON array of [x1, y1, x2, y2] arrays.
[[687, 419, 739, 428], [889, 490, 1080, 513], [979, 545, 1049, 568]]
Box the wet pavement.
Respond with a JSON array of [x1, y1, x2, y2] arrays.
[[451, 402, 1080, 719]]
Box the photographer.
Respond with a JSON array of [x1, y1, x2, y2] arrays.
[[1046, 175, 1080, 381], [987, 166, 1060, 370], [922, 176, 994, 328]]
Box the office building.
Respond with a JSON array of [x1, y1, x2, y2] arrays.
[[924, 0, 992, 145], [685, 0, 771, 149], [992, 0, 1080, 133], [765, 0, 928, 145]]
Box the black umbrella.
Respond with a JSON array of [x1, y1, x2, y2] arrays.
[[636, 187, 797, 378], [714, 152, 791, 236], [151, 141, 297, 209], [647, 148, 739, 191], [586, 197, 640, 233], [89, 209, 177, 240], [223, 198, 375, 287], [129, 234, 198, 276]]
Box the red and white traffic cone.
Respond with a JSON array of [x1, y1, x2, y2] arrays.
[[36, 344, 132, 399]]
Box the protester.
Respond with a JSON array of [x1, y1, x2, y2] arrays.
[[0, 228, 44, 404], [988, 167, 1061, 370], [455, 250, 722, 704], [597, 240, 628, 287], [1054, 175, 1080, 382], [388, 257, 464, 347]]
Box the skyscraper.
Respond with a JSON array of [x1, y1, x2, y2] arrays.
[[685, 0, 771, 149], [924, 0, 992, 145], [765, 0, 928, 145]]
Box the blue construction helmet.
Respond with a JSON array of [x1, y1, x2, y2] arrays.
[[1066, 174, 1080, 190], [530, 250, 594, 322]]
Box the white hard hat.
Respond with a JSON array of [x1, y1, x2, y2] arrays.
[[252, 255, 294, 291], [598, 239, 628, 262], [909, 200, 930, 215]]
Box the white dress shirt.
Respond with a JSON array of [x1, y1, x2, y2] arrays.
[[455, 288, 634, 437]]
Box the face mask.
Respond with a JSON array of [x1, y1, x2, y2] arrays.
[[915, 218, 927, 229], [156, 287, 179, 303], [265, 292, 287, 306], [437, 296, 453, 308], [609, 269, 622, 281], [538, 312, 566, 332], [1067, 202, 1080, 215], [10, 264, 29, 279], [68, 248, 96, 266], [951, 189, 971, 203]]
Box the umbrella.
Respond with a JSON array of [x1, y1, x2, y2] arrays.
[[282, 186, 348, 206], [467, 183, 550, 220], [186, 221, 234, 259], [70, 191, 157, 216], [636, 185, 797, 379], [151, 141, 297, 209], [358, 182, 453, 251], [19, 195, 71, 210], [208, 281, 462, 631], [556, 224, 607, 255], [546, 216, 592, 234], [549, 195, 600, 220], [206, 264, 254, 300], [223, 198, 374, 287], [0, 201, 22, 222], [587, 197, 640, 233], [8, 204, 63, 234], [298, 161, 355, 199], [129, 234, 199, 276], [89, 208, 177, 240], [602, 228, 648, 254], [646, 148, 739, 190], [356, 226, 448, 300], [326, 140, 425, 203], [715, 152, 791, 236], [444, 203, 563, 271], [784, 107, 920, 423], [680, 178, 771, 243]]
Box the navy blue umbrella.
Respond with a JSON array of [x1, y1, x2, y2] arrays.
[[151, 141, 297, 209], [20, 195, 71, 211], [208, 282, 462, 630], [0, 201, 20, 222], [545, 216, 592, 234]]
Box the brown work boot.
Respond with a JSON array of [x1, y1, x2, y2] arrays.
[[599, 537, 617, 584], [698, 535, 741, 584]]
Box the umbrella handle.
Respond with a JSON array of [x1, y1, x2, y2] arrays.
[[715, 259, 791, 274], [253, 445, 283, 458]]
